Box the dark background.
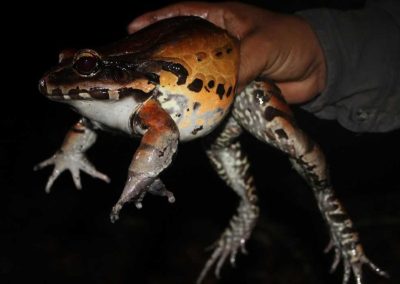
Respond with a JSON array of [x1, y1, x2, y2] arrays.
[[1, 0, 399, 283]]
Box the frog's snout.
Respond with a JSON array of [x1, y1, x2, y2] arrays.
[[38, 78, 47, 95]]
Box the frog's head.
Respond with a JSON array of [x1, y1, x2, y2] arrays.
[[39, 49, 154, 101]]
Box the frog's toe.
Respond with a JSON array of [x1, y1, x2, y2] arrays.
[[110, 176, 176, 223], [196, 233, 240, 284], [324, 240, 341, 273], [45, 167, 65, 193], [147, 178, 175, 203], [351, 255, 389, 282], [364, 256, 389, 278], [34, 153, 69, 193], [329, 243, 389, 284], [197, 220, 253, 283], [78, 157, 110, 183], [110, 203, 123, 223], [36, 151, 109, 193], [196, 200, 258, 284], [34, 155, 57, 171]]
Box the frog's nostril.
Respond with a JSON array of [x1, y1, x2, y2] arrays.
[[38, 78, 47, 94]]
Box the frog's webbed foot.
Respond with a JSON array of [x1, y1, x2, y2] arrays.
[[196, 201, 257, 284], [110, 177, 175, 223], [35, 151, 110, 193], [324, 239, 389, 284], [110, 99, 179, 223], [34, 119, 110, 193], [318, 189, 389, 284], [147, 178, 176, 203]]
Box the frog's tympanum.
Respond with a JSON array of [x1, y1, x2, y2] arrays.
[[37, 16, 387, 284]]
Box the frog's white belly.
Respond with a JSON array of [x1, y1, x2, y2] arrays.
[[68, 97, 141, 134]]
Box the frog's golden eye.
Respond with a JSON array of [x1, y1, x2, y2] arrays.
[[73, 49, 101, 77]]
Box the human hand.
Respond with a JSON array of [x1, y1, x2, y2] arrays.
[[128, 2, 326, 104]]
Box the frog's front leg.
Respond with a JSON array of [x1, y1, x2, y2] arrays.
[[34, 118, 110, 193], [110, 99, 179, 223], [198, 116, 259, 283], [234, 80, 388, 284]]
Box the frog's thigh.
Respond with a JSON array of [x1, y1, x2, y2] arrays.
[[233, 80, 328, 188], [233, 80, 299, 151]]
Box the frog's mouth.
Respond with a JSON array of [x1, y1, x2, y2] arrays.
[[39, 78, 109, 100], [38, 77, 154, 101]]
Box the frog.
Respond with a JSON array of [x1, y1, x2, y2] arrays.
[[36, 16, 388, 284]]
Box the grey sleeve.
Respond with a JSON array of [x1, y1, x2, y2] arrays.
[[296, 0, 400, 132]]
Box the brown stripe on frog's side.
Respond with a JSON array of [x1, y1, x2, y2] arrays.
[[118, 87, 153, 101], [159, 61, 189, 85], [144, 72, 160, 84], [120, 59, 189, 85], [117, 60, 162, 84]]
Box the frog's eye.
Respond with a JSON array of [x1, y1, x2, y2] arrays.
[[73, 49, 101, 77]]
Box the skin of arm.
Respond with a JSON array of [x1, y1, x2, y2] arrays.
[[128, 1, 327, 104]]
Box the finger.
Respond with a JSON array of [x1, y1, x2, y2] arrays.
[[127, 2, 218, 33], [236, 31, 270, 91]]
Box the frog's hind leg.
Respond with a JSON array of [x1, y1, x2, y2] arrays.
[[233, 80, 388, 284], [199, 116, 259, 283]]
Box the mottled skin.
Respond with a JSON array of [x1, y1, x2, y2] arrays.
[[37, 16, 387, 284]]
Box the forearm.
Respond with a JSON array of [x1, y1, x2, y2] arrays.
[[297, 0, 400, 132]]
